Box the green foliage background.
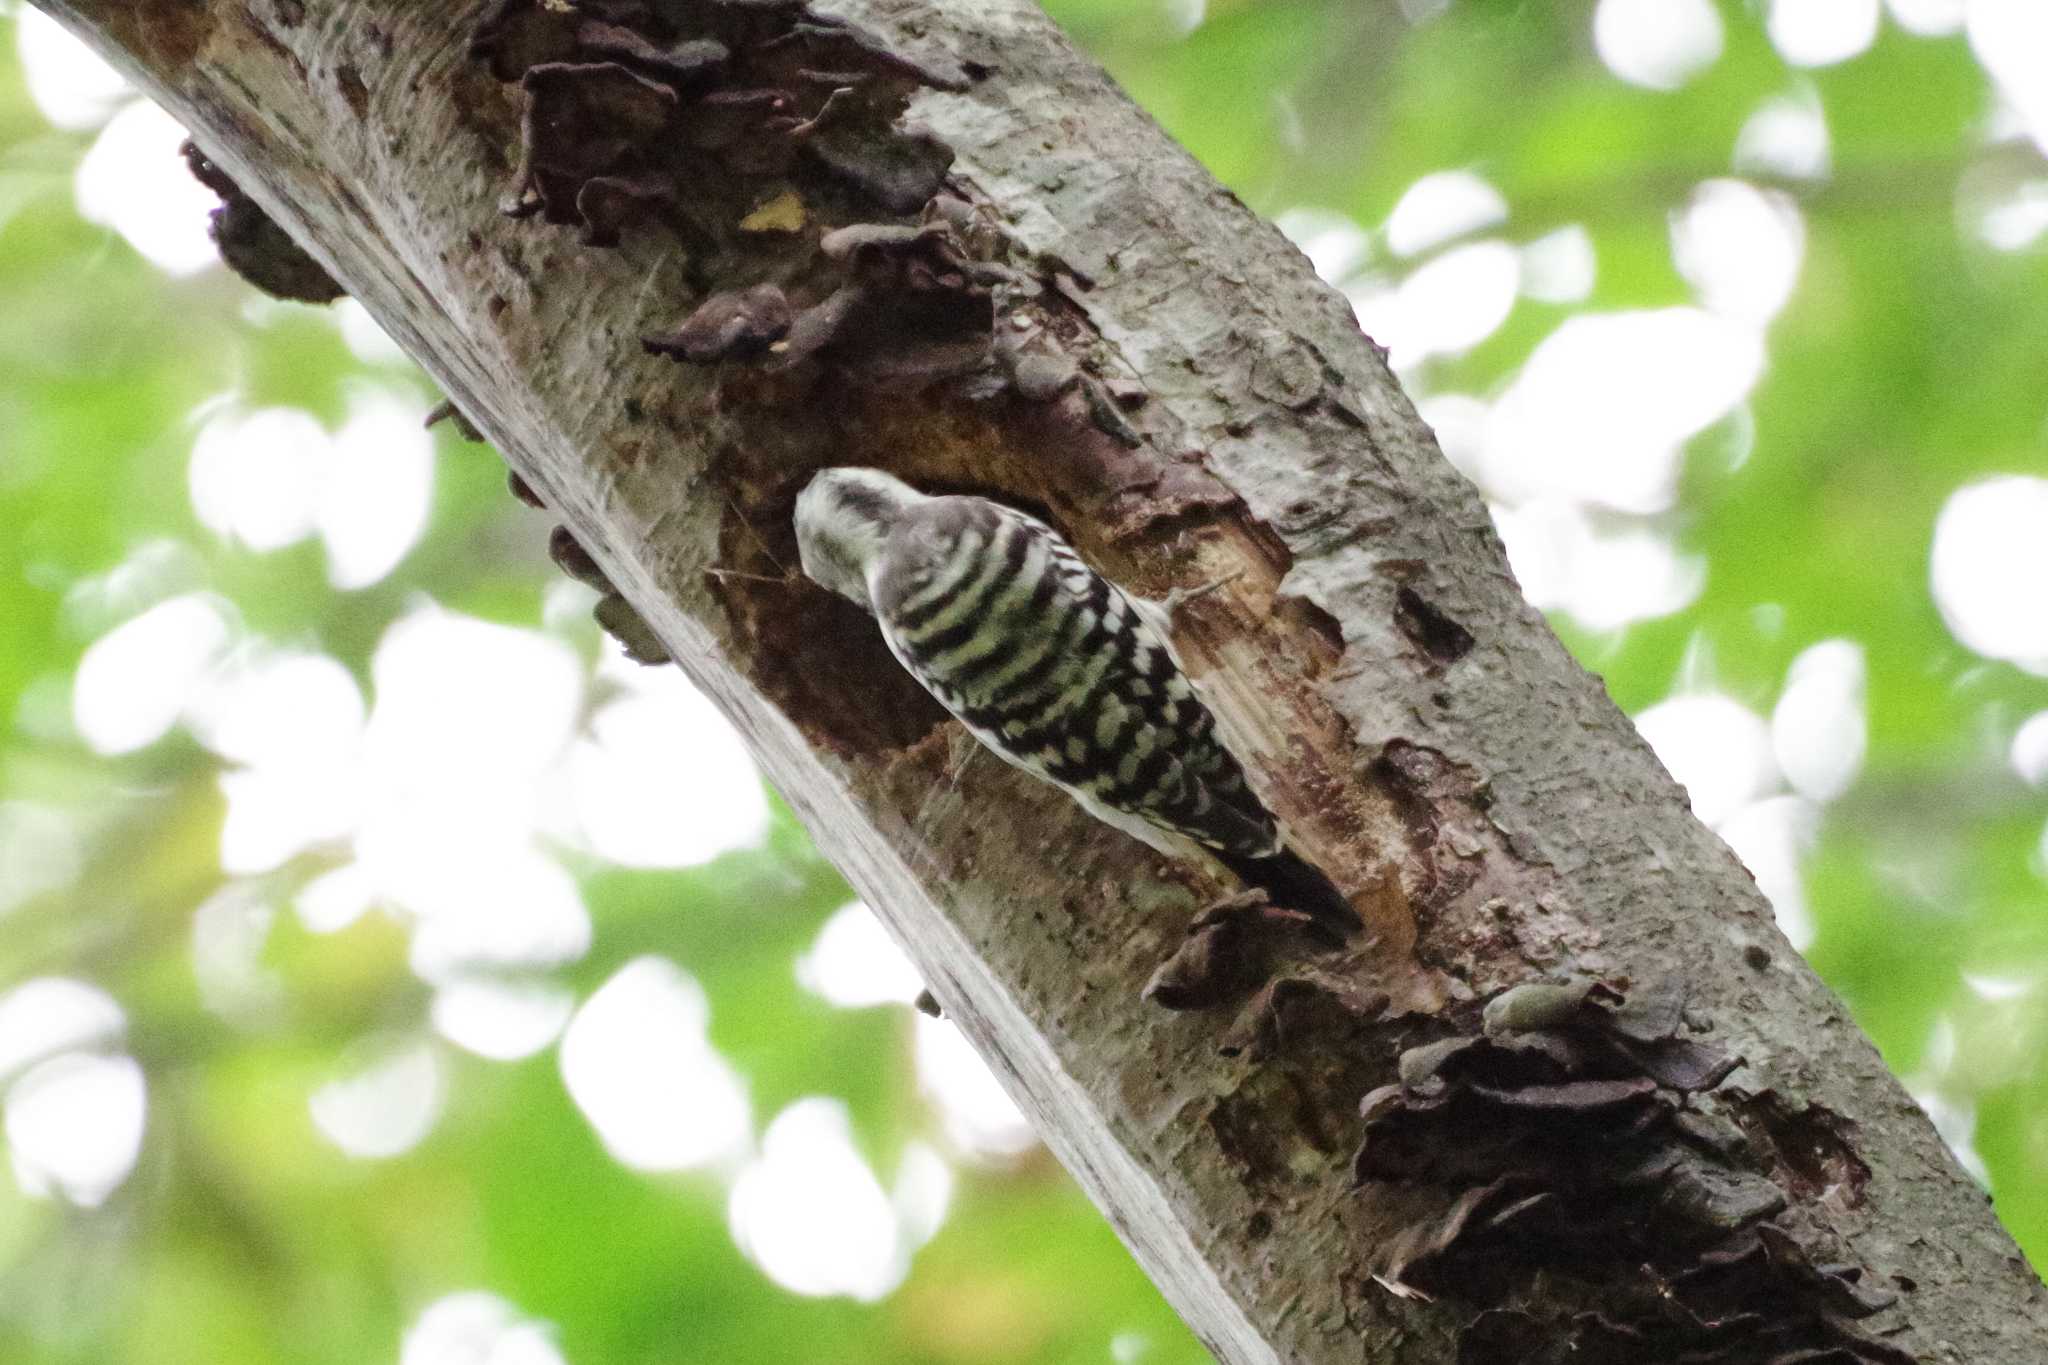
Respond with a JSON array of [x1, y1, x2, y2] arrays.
[[1, 1, 2043, 1361]]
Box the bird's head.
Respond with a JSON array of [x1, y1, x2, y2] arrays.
[[793, 466, 928, 612]]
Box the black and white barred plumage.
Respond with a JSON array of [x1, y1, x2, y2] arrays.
[[795, 466, 1359, 937]]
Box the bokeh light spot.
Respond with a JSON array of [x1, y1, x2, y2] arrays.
[[1519, 224, 1596, 304], [323, 393, 436, 590], [1718, 795, 1820, 948], [1930, 476, 2048, 674], [1353, 240, 1520, 369], [798, 903, 926, 1009], [0, 979, 125, 1083], [1767, 0, 1879, 67], [2010, 712, 2048, 788], [74, 101, 218, 276], [559, 958, 750, 1172], [16, 8, 129, 131], [1967, 0, 2048, 157], [1771, 640, 1867, 803], [1594, 0, 1724, 90], [1735, 90, 1832, 181], [1635, 693, 1778, 827], [309, 1041, 443, 1160], [431, 978, 575, 1063], [72, 592, 234, 755], [1384, 170, 1506, 258], [1491, 500, 1705, 631], [728, 1098, 920, 1300], [5, 1052, 146, 1207], [1481, 309, 1764, 513], [915, 1015, 1036, 1159], [1672, 180, 1806, 324], [189, 406, 326, 554], [333, 299, 415, 366], [568, 655, 769, 868], [1886, 0, 1965, 36], [401, 1292, 566, 1365]]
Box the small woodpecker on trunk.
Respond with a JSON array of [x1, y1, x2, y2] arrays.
[[794, 466, 1360, 939]]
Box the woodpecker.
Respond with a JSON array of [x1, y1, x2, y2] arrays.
[[794, 466, 1360, 939]]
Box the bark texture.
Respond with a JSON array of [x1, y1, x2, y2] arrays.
[[37, 0, 2045, 1360]]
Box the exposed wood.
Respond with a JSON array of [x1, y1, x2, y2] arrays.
[[34, 0, 2044, 1359]]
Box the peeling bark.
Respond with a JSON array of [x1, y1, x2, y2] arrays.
[[34, 0, 2045, 1360]]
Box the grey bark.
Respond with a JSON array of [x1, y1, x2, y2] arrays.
[[35, 0, 2044, 1361]]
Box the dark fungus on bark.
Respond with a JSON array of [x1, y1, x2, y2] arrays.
[[548, 525, 616, 594], [425, 399, 486, 442], [181, 140, 345, 304], [1143, 893, 1334, 1012], [1356, 978, 1918, 1364], [506, 469, 546, 509], [594, 592, 672, 665]]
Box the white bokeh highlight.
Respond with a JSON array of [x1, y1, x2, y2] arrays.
[[1672, 180, 1807, 324], [1594, 0, 1724, 91], [567, 650, 770, 868], [1930, 476, 2048, 675], [6, 1053, 147, 1207], [188, 648, 366, 874], [0, 980, 144, 1208], [1967, 0, 2048, 157], [1719, 795, 1821, 948], [1768, 0, 1880, 67], [431, 979, 575, 1063], [1351, 241, 1520, 369], [0, 979, 125, 1083], [401, 1293, 566, 1365], [1519, 225, 1597, 304], [189, 407, 325, 553], [72, 592, 235, 755], [1384, 171, 1507, 258], [295, 862, 377, 934], [915, 1015, 1037, 1159], [1491, 500, 1706, 631], [134, 591, 774, 1060], [1735, 91, 1832, 181], [558, 958, 750, 1172], [309, 1042, 444, 1159], [189, 396, 434, 589], [1772, 640, 1868, 803], [74, 101, 218, 276], [1478, 309, 1764, 514], [798, 903, 926, 1010], [1887, 0, 1966, 36], [17, 8, 129, 131], [1963, 170, 2048, 253], [1636, 693, 1777, 828], [334, 298, 415, 366], [2010, 712, 2048, 788], [728, 1098, 949, 1301], [324, 395, 437, 589]]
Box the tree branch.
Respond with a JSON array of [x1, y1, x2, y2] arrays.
[[35, 0, 2043, 1359]]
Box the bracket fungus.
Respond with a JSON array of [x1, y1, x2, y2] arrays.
[[1354, 979, 1916, 1364]]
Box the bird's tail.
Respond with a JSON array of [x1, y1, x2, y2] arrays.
[[1218, 848, 1363, 943]]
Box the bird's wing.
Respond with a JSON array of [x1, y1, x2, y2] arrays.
[[873, 498, 1280, 860]]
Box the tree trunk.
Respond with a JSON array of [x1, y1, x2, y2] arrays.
[[37, 0, 2043, 1360]]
